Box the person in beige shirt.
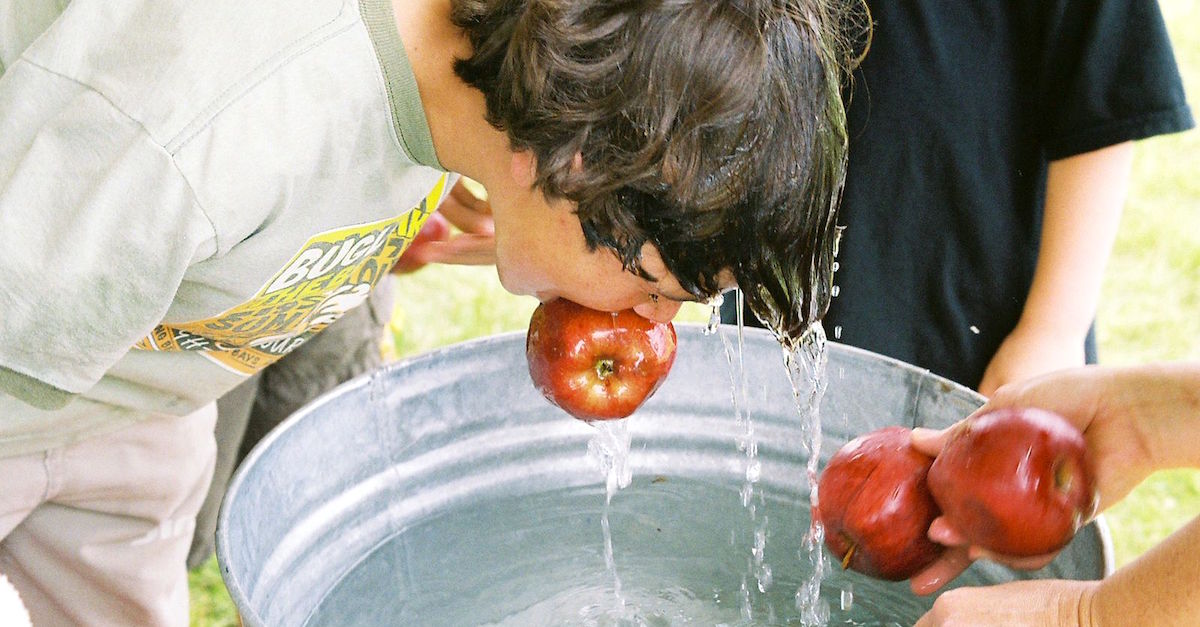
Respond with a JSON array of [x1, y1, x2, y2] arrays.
[[0, 0, 858, 623]]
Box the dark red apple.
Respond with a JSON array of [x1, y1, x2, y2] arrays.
[[393, 212, 451, 274], [927, 407, 1097, 557], [525, 298, 676, 421], [814, 426, 945, 581]]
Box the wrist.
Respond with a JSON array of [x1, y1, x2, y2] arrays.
[[1010, 310, 1092, 346], [1073, 579, 1100, 627], [1127, 363, 1200, 470]]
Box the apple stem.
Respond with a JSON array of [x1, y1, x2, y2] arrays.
[[841, 543, 856, 570], [596, 359, 615, 380], [1053, 458, 1074, 493]]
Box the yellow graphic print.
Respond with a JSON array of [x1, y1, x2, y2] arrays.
[[135, 175, 449, 375]]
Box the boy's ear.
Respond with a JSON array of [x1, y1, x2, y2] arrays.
[[510, 150, 537, 189]]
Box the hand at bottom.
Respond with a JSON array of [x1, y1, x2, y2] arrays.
[[915, 579, 1098, 626]]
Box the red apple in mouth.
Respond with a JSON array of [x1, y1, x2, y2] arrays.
[[814, 426, 945, 581], [927, 407, 1098, 557], [525, 298, 676, 421]]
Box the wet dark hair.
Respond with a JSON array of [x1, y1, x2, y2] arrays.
[[451, 0, 865, 344]]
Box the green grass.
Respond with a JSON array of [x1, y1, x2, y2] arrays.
[[189, 556, 239, 627], [1091, 0, 1200, 570], [189, 2, 1199, 622]]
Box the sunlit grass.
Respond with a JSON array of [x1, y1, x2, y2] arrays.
[[189, 556, 238, 627], [1093, 0, 1200, 572]]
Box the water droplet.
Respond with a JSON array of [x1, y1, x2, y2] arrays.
[[756, 563, 774, 592], [702, 292, 727, 335], [840, 585, 854, 611], [740, 483, 754, 508], [704, 304, 721, 335], [745, 460, 762, 483], [739, 576, 753, 622]]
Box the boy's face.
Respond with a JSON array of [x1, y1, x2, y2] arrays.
[[485, 153, 713, 323]]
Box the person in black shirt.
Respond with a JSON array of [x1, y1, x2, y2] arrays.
[[722, 0, 1194, 396]]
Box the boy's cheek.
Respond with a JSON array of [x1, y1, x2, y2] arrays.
[[493, 261, 533, 297]]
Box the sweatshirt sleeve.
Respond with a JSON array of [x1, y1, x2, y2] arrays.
[[0, 59, 217, 409]]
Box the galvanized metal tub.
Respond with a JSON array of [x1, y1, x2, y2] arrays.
[[216, 325, 1112, 626]]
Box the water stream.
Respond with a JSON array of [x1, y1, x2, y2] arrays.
[[782, 321, 831, 626], [712, 290, 832, 625], [587, 419, 634, 620]]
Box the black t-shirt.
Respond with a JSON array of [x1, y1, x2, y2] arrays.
[[724, 0, 1193, 388]]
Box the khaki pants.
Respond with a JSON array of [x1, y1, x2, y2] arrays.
[[0, 404, 217, 627]]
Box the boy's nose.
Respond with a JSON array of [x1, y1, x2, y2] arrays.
[[632, 298, 682, 324]]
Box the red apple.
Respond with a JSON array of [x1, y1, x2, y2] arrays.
[[814, 426, 945, 581], [525, 298, 676, 421], [393, 212, 451, 274], [927, 407, 1098, 557]]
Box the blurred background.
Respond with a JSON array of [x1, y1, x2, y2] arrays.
[[189, 1, 1199, 623]]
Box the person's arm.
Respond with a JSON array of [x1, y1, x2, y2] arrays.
[[392, 178, 497, 273], [911, 362, 1200, 625], [1089, 513, 1200, 626], [977, 142, 1134, 395]]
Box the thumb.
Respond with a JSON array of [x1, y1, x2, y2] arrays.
[[910, 426, 950, 457]]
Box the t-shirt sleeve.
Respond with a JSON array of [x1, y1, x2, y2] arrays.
[[0, 60, 217, 409], [1038, 0, 1195, 159]]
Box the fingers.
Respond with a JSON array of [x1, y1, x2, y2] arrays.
[[913, 517, 1061, 596], [910, 426, 949, 456], [927, 517, 966, 545], [395, 179, 496, 270], [967, 546, 1059, 571], [439, 180, 494, 235], [421, 234, 497, 266], [910, 547, 972, 596], [909, 519, 971, 596]]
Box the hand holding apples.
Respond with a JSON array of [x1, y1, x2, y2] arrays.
[[910, 364, 1200, 624], [817, 407, 1097, 584], [526, 298, 676, 421], [926, 407, 1098, 557]]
